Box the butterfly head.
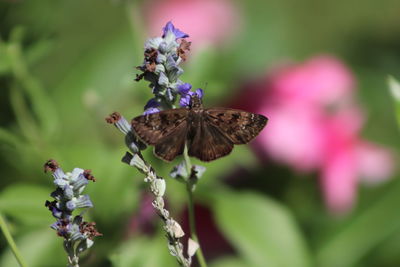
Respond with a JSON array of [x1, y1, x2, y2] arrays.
[[189, 94, 203, 109]]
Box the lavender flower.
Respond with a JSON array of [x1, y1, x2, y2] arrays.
[[44, 159, 101, 267], [135, 21, 196, 111]]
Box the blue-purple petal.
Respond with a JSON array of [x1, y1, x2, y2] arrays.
[[179, 95, 191, 107], [195, 88, 204, 99], [177, 83, 192, 95], [53, 168, 65, 180], [66, 200, 76, 211], [143, 107, 160, 115], [51, 206, 63, 218], [144, 98, 160, 109], [162, 21, 189, 39]]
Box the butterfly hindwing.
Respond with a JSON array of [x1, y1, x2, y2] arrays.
[[188, 118, 234, 162], [131, 109, 189, 145], [204, 108, 268, 144]]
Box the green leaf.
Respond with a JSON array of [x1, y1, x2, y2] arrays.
[[0, 184, 52, 226], [109, 235, 177, 267], [0, 128, 21, 148], [388, 75, 400, 129], [7, 31, 59, 140], [316, 178, 400, 267], [9, 84, 42, 144], [210, 256, 248, 267], [0, 228, 65, 267], [25, 39, 53, 66], [213, 190, 311, 267]]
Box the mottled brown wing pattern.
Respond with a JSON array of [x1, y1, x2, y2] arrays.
[[204, 108, 268, 144], [131, 109, 189, 145], [131, 102, 268, 162], [188, 119, 234, 162], [154, 119, 188, 161]]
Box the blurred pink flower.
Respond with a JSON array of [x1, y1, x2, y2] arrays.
[[319, 108, 364, 213], [234, 55, 394, 214], [270, 56, 355, 106], [143, 0, 241, 49], [256, 103, 326, 171]]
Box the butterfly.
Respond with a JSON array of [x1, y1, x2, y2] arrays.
[[131, 96, 268, 162]]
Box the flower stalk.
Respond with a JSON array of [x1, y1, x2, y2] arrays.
[[183, 147, 208, 267], [123, 152, 191, 267], [107, 112, 192, 266]]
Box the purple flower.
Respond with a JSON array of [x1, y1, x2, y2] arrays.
[[179, 87, 204, 107], [45, 200, 63, 218], [194, 88, 203, 98], [66, 195, 93, 211], [144, 107, 161, 115], [178, 83, 192, 95], [143, 98, 161, 115], [144, 98, 160, 110], [179, 94, 191, 107], [44, 159, 101, 260], [162, 21, 189, 39], [51, 219, 71, 237], [186, 88, 204, 98]]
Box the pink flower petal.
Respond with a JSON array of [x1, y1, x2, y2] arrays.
[[255, 104, 325, 171], [321, 149, 358, 215]]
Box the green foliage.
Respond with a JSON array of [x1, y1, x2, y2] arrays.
[[316, 178, 400, 267], [209, 256, 248, 267], [0, 184, 52, 226], [0, 228, 64, 267], [213, 190, 311, 267], [109, 236, 177, 267]]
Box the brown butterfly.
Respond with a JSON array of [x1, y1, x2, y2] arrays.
[[131, 96, 268, 162]]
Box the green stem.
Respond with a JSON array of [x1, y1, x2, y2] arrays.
[[0, 214, 28, 267], [183, 146, 192, 176], [183, 147, 208, 267]]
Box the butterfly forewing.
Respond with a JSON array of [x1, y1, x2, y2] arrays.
[[204, 108, 268, 144], [188, 118, 234, 162], [154, 119, 188, 161], [132, 109, 189, 145]]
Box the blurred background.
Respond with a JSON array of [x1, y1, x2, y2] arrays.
[[1, 0, 400, 266]]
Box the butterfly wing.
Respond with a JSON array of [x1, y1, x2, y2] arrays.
[[204, 108, 268, 144], [154, 119, 188, 161], [131, 109, 189, 145], [188, 118, 234, 162]]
